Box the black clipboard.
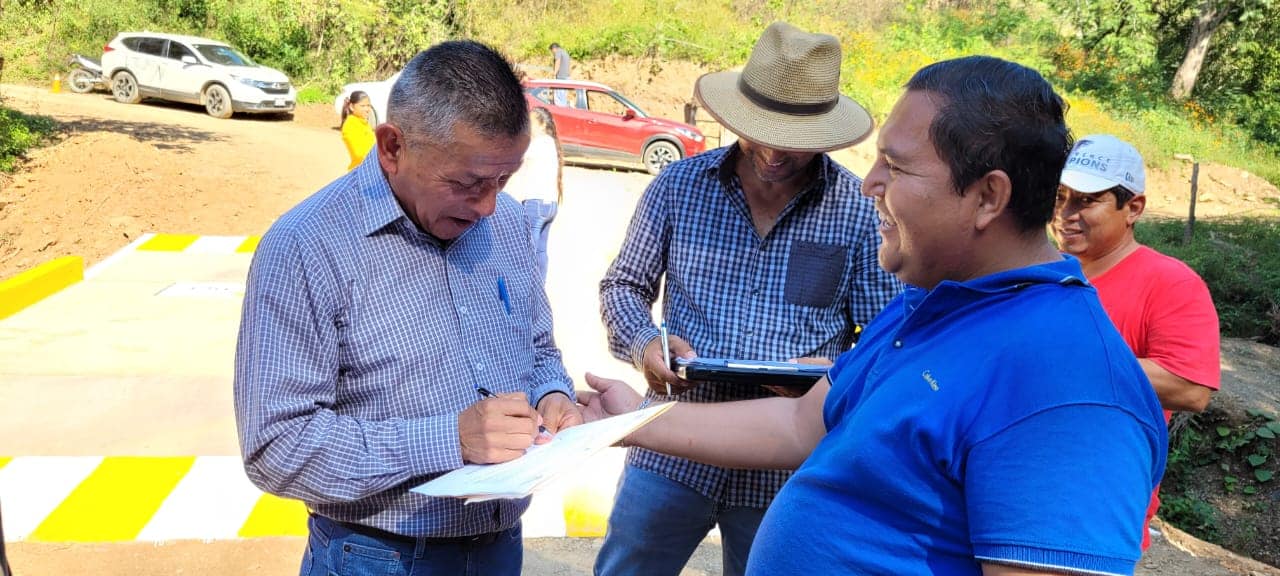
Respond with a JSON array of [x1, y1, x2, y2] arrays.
[[674, 357, 828, 387]]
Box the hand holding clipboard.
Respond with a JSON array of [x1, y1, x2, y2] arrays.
[[674, 357, 830, 388]]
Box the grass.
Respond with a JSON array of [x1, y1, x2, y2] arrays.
[[0, 106, 58, 172], [1137, 217, 1280, 343]]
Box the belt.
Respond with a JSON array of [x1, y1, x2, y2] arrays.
[[329, 517, 505, 547]]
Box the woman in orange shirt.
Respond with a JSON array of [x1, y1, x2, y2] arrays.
[[340, 91, 375, 170]]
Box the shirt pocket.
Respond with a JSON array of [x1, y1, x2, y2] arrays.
[[785, 241, 848, 308]]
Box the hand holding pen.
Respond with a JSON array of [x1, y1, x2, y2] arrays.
[[477, 386, 553, 439], [640, 327, 697, 396], [458, 388, 546, 464]]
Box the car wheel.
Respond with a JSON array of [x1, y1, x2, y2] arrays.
[[112, 71, 141, 104], [204, 84, 233, 119], [68, 69, 96, 94], [643, 140, 681, 175]]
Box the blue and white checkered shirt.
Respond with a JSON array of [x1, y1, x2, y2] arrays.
[[600, 145, 902, 508], [235, 154, 574, 538]]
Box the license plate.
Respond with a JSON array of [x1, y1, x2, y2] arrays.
[[274, 98, 286, 107]]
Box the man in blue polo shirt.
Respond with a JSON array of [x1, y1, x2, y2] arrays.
[[579, 55, 1166, 576]]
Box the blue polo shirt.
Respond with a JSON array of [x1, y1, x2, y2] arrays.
[[748, 257, 1166, 576]]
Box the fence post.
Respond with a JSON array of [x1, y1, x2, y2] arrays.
[[1183, 161, 1199, 244]]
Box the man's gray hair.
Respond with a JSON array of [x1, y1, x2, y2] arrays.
[[387, 41, 529, 146]]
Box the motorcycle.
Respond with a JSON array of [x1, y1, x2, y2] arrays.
[[66, 54, 106, 94]]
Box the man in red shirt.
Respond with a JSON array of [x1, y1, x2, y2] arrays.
[[1053, 133, 1221, 550]]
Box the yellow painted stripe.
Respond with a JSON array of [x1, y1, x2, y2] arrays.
[[0, 256, 83, 320], [30, 457, 195, 542], [238, 493, 308, 537], [562, 487, 609, 537], [236, 236, 261, 253], [137, 234, 200, 252], [0, 457, 11, 470]]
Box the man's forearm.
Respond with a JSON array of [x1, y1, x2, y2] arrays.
[[1139, 358, 1212, 412], [241, 409, 462, 503], [631, 388, 826, 470], [600, 282, 660, 365]]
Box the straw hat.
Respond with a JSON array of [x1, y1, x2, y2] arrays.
[[695, 21, 873, 152]]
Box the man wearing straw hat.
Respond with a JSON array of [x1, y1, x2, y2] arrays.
[[597, 21, 902, 576]]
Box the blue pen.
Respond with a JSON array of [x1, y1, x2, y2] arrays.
[[497, 277, 512, 315]]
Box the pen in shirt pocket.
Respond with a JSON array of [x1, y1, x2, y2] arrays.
[[497, 277, 512, 315], [475, 385, 550, 438]]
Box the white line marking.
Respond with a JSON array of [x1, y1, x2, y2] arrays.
[[136, 456, 263, 542], [0, 457, 104, 540], [155, 282, 245, 299]]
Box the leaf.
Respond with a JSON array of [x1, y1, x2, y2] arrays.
[[1255, 469, 1274, 482], [1217, 426, 1232, 437], [1247, 454, 1267, 467], [1258, 427, 1277, 439], [1221, 462, 1232, 471], [1243, 486, 1257, 494], [1268, 421, 1280, 433]]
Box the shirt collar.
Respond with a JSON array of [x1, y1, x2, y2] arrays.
[[353, 157, 410, 237], [712, 143, 833, 200], [903, 255, 1089, 312], [951, 254, 1088, 293]]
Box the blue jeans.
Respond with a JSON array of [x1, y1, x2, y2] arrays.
[[302, 514, 522, 576], [594, 465, 766, 576]]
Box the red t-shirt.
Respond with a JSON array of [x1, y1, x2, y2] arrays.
[[1089, 245, 1221, 550], [1091, 245, 1221, 393]]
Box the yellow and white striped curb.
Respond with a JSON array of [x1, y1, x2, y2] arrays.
[[0, 456, 616, 543], [0, 256, 84, 321], [84, 233, 259, 280]]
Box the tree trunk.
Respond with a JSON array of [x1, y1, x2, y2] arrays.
[[1170, 0, 1228, 100]]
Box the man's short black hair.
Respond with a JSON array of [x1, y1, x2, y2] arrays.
[[906, 56, 1073, 232], [1108, 186, 1137, 209], [549, 43, 561, 50]]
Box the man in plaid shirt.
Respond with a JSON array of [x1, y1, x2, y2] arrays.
[[595, 22, 902, 576]]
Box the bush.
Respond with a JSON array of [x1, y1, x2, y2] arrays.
[[0, 107, 57, 172], [1136, 218, 1280, 344]]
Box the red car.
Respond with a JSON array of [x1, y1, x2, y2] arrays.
[[524, 79, 706, 174]]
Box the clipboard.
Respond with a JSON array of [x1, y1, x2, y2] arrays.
[[411, 402, 675, 503], [674, 357, 828, 387]]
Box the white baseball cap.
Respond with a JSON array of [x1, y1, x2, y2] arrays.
[[1060, 134, 1146, 195]]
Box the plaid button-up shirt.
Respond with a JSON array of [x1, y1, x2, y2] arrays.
[[235, 155, 574, 537], [600, 145, 902, 508]]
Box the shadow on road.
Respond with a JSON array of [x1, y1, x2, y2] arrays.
[[56, 115, 226, 153]]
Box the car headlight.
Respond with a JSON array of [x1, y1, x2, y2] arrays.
[[234, 77, 287, 91], [674, 127, 703, 142]]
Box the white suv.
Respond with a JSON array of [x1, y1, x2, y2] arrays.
[[101, 32, 296, 119]]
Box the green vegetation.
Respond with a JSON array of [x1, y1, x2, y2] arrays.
[[1162, 408, 1278, 563], [0, 106, 56, 171], [1138, 218, 1280, 343]]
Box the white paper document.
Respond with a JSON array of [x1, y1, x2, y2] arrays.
[[412, 403, 674, 503]]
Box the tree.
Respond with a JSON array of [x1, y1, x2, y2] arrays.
[[1170, 0, 1228, 99], [1167, 0, 1276, 100]]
